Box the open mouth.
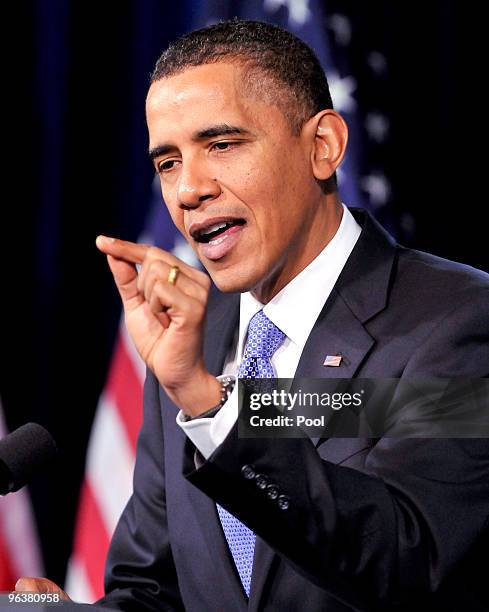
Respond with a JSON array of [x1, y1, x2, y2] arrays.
[[193, 219, 246, 243]]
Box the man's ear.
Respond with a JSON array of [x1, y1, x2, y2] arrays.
[[307, 110, 348, 181]]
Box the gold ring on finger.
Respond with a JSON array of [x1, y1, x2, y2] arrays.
[[167, 265, 180, 286]]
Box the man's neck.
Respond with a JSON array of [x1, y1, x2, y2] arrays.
[[251, 194, 344, 303]]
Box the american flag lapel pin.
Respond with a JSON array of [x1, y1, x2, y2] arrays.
[[323, 354, 342, 367]]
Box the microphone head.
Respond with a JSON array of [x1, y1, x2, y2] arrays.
[[0, 422, 57, 494]]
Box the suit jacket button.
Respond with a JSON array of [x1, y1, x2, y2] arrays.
[[277, 495, 290, 511], [255, 474, 269, 489], [266, 484, 279, 500], [241, 464, 256, 480]]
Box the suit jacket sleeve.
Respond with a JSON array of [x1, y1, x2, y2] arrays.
[[184, 288, 489, 610], [96, 372, 184, 612]]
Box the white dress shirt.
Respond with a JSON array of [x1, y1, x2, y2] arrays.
[[176, 204, 361, 458]]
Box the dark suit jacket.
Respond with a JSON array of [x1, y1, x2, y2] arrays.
[[97, 210, 489, 611]]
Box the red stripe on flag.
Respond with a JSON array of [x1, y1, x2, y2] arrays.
[[0, 526, 16, 590], [73, 481, 110, 600], [106, 338, 143, 451]]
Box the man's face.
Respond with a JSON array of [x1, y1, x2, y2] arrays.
[[146, 62, 326, 299]]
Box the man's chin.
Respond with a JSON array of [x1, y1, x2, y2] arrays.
[[208, 268, 258, 294]]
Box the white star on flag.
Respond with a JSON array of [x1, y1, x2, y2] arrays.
[[367, 51, 388, 76], [328, 71, 357, 113], [329, 14, 352, 46], [365, 112, 390, 143], [361, 173, 391, 208], [263, 0, 311, 27]]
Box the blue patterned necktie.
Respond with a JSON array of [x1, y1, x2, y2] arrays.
[[217, 310, 286, 597]]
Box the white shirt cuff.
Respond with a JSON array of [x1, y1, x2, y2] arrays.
[[176, 378, 239, 460]]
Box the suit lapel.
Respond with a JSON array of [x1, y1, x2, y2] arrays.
[[203, 288, 240, 375], [248, 537, 277, 611], [291, 289, 375, 447], [294, 288, 375, 380], [292, 209, 396, 446]]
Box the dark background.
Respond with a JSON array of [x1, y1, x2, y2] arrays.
[[2, 0, 486, 586]]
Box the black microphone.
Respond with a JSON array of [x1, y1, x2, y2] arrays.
[[0, 423, 57, 495]]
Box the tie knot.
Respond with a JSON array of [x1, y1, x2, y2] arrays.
[[244, 310, 285, 359]]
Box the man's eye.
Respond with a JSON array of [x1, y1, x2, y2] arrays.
[[158, 159, 177, 173], [212, 141, 234, 151]]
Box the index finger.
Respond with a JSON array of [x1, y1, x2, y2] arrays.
[[96, 235, 209, 288], [96, 235, 150, 264]]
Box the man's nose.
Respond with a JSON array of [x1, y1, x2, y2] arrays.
[[177, 161, 221, 209]]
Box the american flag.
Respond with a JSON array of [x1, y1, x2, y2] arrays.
[[323, 354, 343, 367], [64, 325, 145, 600], [65, 0, 378, 602], [0, 402, 44, 591]]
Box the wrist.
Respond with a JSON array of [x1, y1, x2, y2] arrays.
[[165, 370, 223, 417], [181, 375, 235, 422]]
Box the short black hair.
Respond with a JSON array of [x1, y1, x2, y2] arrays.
[[150, 19, 334, 136]]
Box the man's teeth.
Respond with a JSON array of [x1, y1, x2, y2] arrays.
[[208, 234, 228, 246], [202, 222, 228, 236]]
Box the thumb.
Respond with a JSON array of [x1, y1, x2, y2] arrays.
[[106, 254, 143, 309], [96, 235, 146, 312], [15, 577, 71, 600]]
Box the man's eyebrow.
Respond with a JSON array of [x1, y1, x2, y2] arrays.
[[148, 144, 174, 161], [194, 124, 251, 140], [148, 124, 251, 161]]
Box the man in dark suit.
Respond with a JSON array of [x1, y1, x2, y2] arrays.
[[17, 20, 489, 611]]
